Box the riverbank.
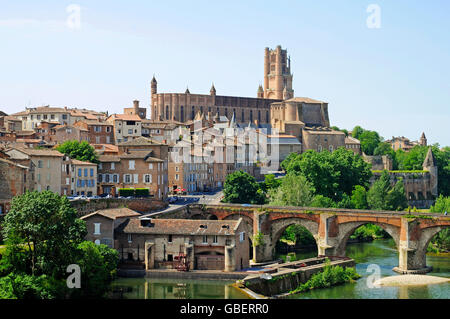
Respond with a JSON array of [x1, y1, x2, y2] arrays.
[[374, 275, 450, 287]]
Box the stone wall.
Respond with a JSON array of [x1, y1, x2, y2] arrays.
[[71, 198, 167, 217]]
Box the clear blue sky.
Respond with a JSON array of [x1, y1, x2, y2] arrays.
[[0, 0, 449, 146]]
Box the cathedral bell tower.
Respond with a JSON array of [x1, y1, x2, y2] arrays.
[[263, 45, 294, 100]]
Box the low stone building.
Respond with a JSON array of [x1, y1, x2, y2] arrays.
[[115, 218, 249, 272], [80, 207, 141, 248]]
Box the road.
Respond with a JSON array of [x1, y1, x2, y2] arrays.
[[139, 191, 223, 219]]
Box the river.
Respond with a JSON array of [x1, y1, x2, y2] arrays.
[[109, 239, 449, 299]]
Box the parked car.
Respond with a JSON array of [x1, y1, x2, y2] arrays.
[[168, 196, 178, 204]]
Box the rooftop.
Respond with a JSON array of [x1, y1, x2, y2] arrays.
[[81, 207, 141, 220], [116, 218, 242, 236]]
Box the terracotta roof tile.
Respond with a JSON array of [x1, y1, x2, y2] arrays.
[[116, 218, 242, 236]]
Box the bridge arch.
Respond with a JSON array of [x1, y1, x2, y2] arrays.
[[413, 225, 449, 270], [333, 221, 400, 257], [270, 217, 320, 257]]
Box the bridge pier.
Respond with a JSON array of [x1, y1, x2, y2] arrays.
[[394, 218, 442, 274]]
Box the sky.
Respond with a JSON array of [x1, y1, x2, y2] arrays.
[[0, 0, 449, 146]]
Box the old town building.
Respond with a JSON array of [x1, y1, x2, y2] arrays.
[[115, 217, 249, 271], [12, 106, 105, 130], [81, 207, 141, 248], [0, 155, 34, 214], [97, 137, 169, 199], [5, 147, 64, 193], [387, 132, 427, 152], [106, 113, 142, 144], [73, 120, 114, 145]]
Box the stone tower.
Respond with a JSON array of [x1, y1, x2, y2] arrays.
[[263, 45, 294, 100], [257, 85, 264, 98], [210, 83, 216, 96], [422, 147, 438, 197], [420, 132, 427, 146], [151, 75, 157, 95]]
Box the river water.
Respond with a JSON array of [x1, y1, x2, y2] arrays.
[[109, 239, 449, 299]]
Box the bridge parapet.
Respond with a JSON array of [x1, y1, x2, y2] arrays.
[[192, 203, 450, 273]]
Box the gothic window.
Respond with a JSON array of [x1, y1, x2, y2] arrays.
[[191, 107, 195, 120], [250, 110, 253, 122], [258, 110, 261, 123], [266, 111, 269, 122], [225, 108, 228, 118], [166, 105, 169, 120], [200, 106, 203, 114], [180, 106, 184, 122]]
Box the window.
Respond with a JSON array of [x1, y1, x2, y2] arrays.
[[149, 163, 153, 170], [213, 235, 218, 244], [133, 174, 139, 184], [90, 168, 94, 177], [124, 174, 131, 184], [175, 174, 179, 181], [38, 160, 43, 168], [167, 254, 173, 262], [202, 235, 208, 244], [113, 174, 118, 183], [129, 160, 135, 170], [239, 232, 245, 242], [127, 234, 132, 243], [94, 223, 101, 235], [84, 168, 87, 177], [329, 145, 334, 152], [128, 129, 133, 135], [168, 235, 173, 243], [144, 174, 151, 183], [111, 162, 115, 170], [318, 145, 323, 152]]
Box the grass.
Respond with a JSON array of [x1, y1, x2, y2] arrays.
[[289, 260, 361, 294]]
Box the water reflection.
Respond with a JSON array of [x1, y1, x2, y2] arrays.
[[109, 277, 249, 299], [109, 239, 449, 299], [284, 239, 449, 299]]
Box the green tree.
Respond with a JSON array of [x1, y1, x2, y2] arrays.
[[223, 170, 265, 204], [261, 174, 281, 192], [269, 174, 314, 207], [56, 140, 99, 163], [71, 241, 119, 298], [281, 148, 372, 201], [430, 195, 450, 213], [350, 185, 368, 209], [310, 195, 335, 208], [359, 130, 382, 156], [367, 170, 407, 211], [395, 145, 449, 196], [1, 191, 87, 278]]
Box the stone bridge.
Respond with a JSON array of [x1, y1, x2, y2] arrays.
[[187, 204, 450, 274]]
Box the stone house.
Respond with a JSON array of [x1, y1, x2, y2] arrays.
[[106, 113, 142, 144], [115, 217, 249, 272], [73, 120, 114, 145], [80, 207, 141, 248], [97, 137, 169, 199], [5, 147, 64, 193], [70, 159, 98, 196], [0, 156, 34, 214], [345, 136, 361, 155]]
